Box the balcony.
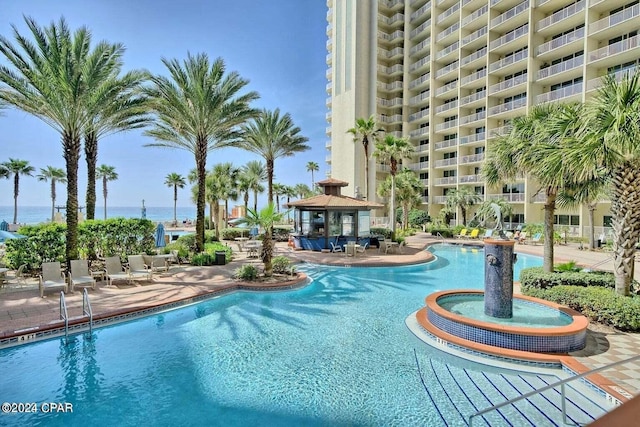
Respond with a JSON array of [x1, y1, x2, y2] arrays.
[[460, 89, 487, 107], [461, 4, 488, 29], [409, 108, 430, 122], [435, 99, 458, 115], [377, 80, 404, 92], [460, 46, 487, 68], [410, 37, 431, 56], [490, 0, 529, 31], [376, 163, 390, 173], [459, 173, 483, 183], [586, 68, 636, 92], [378, 97, 403, 108], [410, 126, 430, 137], [435, 138, 458, 150], [410, 18, 432, 40], [537, 55, 583, 80], [325, 140, 332, 148], [489, 24, 528, 53], [434, 176, 458, 185], [379, 13, 405, 28], [416, 143, 430, 153], [488, 193, 525, 202], [460, 68, 486, 86], [434, 80, 458, 97], [410, 1, 432, 23], [437, 2, 460, 25], [489, 48, 528, 74], [408, 161, 430, 170], [536, 81, 583, 103], [410, 55, 431, 73], [459, 132, 486, 145], [436, 22, 460, 43], [461, 26, 487, 48], [460, 110, 486, 125], [435, 60, 459, 80], [378, 46, 404, 60], [489, 125, 512, 138], [488, 72, 527, 95], [488, 97, 527, 116], [460, 153, 485, 164], [409, 90, 430, 105], [435, 119, 458, 132], [537, 26, 584, 57], [377, 113, 403, 124], [420, 179, 430, 187], [536, 0, 585, 33], [433, 195, 448, 204], [409, 73, 431, 90], [436, 41, 459, 61], [377, 64, 404, 75], [378, 29, 405, 44], [589, 35, 640, 67], [590, 3, 640, 38]]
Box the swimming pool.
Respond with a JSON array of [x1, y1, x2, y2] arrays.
[[0, 245, 610, 426]]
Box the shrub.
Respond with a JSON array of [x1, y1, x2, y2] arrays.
[[235, 264, 258, 281], [519, 267, 617, 291], [191, 253, 215, 266], [554, 261, 581, 273], [408, 209, 430, 228], [371, 228, 393, 239], [424, 225, 454, 238], [273, 226, 292, 242], [272, 256, 295, 275]]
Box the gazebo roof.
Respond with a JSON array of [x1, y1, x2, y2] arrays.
[[285, 194, 383, 210], [316, 178, 349, 187]]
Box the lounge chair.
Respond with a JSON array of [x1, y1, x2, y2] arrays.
[[105, 256, 131, 286], [69, 259, 97, 293], [466, 229, 480, 239], [143, 254, 169, 273], [456, 228, 468, 239], [6, 264, 27, 286], [356, 242, 369, 254], [530, 233, 542, 245], [39, 261, 68, 298], [329, 242, 343, 253], [482, 229, 493, 239], [128, 255, 153, 282]]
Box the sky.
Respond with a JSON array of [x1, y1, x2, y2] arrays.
[[0, 0, 329, 208]]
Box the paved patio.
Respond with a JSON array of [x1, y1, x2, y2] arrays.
[[1, 233, 640, 399]]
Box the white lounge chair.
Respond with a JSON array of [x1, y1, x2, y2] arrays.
[[143, 254, 169, 273], [329, 242, 342, 253], [105, 256, 131, 286], [39, 261, 68, 298], [128, 255, 153, 282], [69, 259, 96, 293], [356, 242, 369, 254]]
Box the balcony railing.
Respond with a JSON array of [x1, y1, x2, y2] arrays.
[[434, 80, 458, 96], [437, 2, 460, 24], [460, 132, 486, 144], [437, 22, 460, 42], [379, 13, 405, 27], [410, 126, 430, 137], [537, 27, 584, 55], [489, 48, 528, 73], [460, 89, 486, 106], [378, 97, 403, 108], [408, 161, 430, 170], [536, 81, 583, 103], [461, 4, 488, 27], [489, 24, 529, 51], [409, 108, 430, 122], [537, 0, 585, 32], [459, 173, 483, 183], [410, 55, 431, 72], [537, 55, 583, 79], [461, 46, 487, 66], [462, 26, 487, 47], [432, 195, 448, 204], [417, 143, 430, 153], [488, 97, 527, 115], [410, 37, 431, 55], [410, 19, 431, 39], [435, 157, 458, 167], [488, 72, 527, 94], [435, 139, 458, 150], [490, 125, 512, 137], [410, 1, 431, 22], [488, 193, 525, 202], [409, 90, 430, 105], [436, 41, 459, 60], [436, 60, 460, 78], [460, 153, 485, 164], [589, 35, 640, 63], [435, 100, 458, 114], [586, 68, 636, 91], [590, 3, 639, 34], [377, 80, 404, 91], [435, 119, 458, 131], [377, 113, 403, 124], [434, 176, 458, 185], [461, 68, 487, 85], [409, 73, 431, 89], [460, 110, 486, 124], [490, 0, 529, 29]]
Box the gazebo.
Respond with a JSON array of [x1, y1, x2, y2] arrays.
[[285, 178, 384, 251]]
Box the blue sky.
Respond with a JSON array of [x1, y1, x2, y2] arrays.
[[0, 0, 328, 207]]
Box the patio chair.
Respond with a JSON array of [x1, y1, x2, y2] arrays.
[[6, 264, 27, 286], [329, 242, 343, 253], [39, 261, 68, 298], [69, 259, 97, 293], [169, 250, 181, 266], [128, 255, 153, 282], [356, 242, 369, 254], [466, 229, 480, 239], [105, 256, 131, 286], [456, 228, 468, 239], [482, 229, 493, 239], [530, 233, 542, 245], [143, 254, 169, 273]]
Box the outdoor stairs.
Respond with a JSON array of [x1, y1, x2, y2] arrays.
[[416, 355, 614, 426]]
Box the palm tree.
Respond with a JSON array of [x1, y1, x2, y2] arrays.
[[444, 187, 483, 226], [373, 135, 415, 233], [293, 183, 312, 199], [378, 168, 422, 230], [243, 160, 267, 212], [306, 161, 319, 188], [143, 54, 259, 252], [347, 116, 384, 200], [37, 166, 67, 222], [483, 103, 580, 273], [96, 165, 118, 220], [272, 183, 287, 213], [0, 158, 35, 224], [240, 108, 310, 205], [239, 203, 286, 277], [282, 185, 296, 222], [164, 173, 186, 225], [84, 70, 150, 220], [565, 71, 640, 295], [0, 17, 125, 262]]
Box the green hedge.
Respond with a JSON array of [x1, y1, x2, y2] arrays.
[[519, 267, 616, 291], [523, 285, 640, 331]]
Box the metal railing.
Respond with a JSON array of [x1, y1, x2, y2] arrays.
[[83, 288, 94, 338], [469, 354, 640, 426], [59, 291, 69, 345]]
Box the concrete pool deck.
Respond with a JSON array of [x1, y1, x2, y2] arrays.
[[1, 233, 640, 403]]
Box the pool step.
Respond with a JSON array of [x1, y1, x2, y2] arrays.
[[416, 356, 612, 426]]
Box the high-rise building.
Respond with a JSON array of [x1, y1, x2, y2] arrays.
[[326, 0, 640, 234]]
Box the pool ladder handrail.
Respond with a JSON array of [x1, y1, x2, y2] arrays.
[[468, 353, 640, 426], [59, 291, 69, 344], [82, 288, 93, 338], [436, 232, 445, 242]]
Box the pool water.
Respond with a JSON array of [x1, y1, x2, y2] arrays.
[[0, 245, 604, 426]]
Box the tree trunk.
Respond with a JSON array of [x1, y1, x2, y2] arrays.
[[173, 185, 178, 223], [363, 139, 369, 200], [253, 191, 258, 213], [213, 202, 220, 240], [262, 228, 273, 277], [588, 203, 596, 251], [267, 159, 275, 205], [84, 132, 98, 220], [50, 180, 56, 222], [543, 189, 556, 273], [103, 177, 108, 220], [610, 165, 640, 296], [12, 173, 18, 224], [244, 192, 249, 214], [195, 140, 208, 253], [63, 132, 81, 266], [390, 174, 396, 234]]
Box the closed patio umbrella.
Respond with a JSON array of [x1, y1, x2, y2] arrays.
[[0, 230, 26, 243], [0, 220, 8, 231], [155, 223, 166, 248]]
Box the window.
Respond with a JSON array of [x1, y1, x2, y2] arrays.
[[358, 211, 370, 237], [474, 186, 484, 195], [554, 215, 580, 226], [443, 151, 457, 159], [444, 170, 456, 177], [419, 172, 429, 179], [603, 216, 613, 227]]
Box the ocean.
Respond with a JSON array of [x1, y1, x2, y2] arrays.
[[0, 205, 197, 225]]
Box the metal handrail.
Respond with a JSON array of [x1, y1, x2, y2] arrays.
[[82, 288, 93, 338], [59, 291, 69, 344], [588, 256, 614, 270], [469, 354, 640, 426]]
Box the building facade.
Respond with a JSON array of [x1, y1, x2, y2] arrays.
[[326, 0, 640, 235]]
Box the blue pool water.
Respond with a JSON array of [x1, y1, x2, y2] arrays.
[[1, 245, 604, 426]]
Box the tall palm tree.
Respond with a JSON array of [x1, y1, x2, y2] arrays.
[[378, 168, 422, 231], [37, 166, 67, 222], [272, 183, 287, 213], [243, 160, 267, 212], [483, 103, 580, 273], [240, 108, 310, 205], [0, 17, 128, 262], [293, 183, 312, 199], [373, 135, 415, 233], [84, 70, 150, 220], [306, 161, 319, 188], [143, 53, 259, 252], [566, 71, 640, 295], [347, 115, 384, 200], [164, 172, 186, 225], [0, 158, 35, 224], [444, 187, 483, 226], [282, 184, 296, 222], [96, 164, 118, 220]]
